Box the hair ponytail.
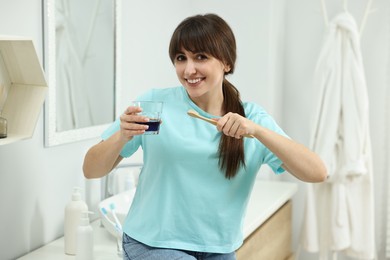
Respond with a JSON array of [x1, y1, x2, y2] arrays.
[[218, 79, 246, 179]]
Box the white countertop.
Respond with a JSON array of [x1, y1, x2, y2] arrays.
[[18, 180, 297, 260], [18, 221, 122, 260]]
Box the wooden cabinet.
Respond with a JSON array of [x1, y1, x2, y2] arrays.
[[237, 201, 293, 260]]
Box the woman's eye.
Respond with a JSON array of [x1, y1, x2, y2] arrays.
[[175, 55, 186, 62], [196, 54, 208, 60]]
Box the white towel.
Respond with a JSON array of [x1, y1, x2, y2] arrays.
[[301, 12, 375, 259]]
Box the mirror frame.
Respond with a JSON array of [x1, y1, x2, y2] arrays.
[[43, 0, 121, 146]]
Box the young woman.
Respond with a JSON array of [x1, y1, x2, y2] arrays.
[[83, 13, 327, 260]]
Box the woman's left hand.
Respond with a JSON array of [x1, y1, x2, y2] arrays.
[[215, 112, 256, 139]]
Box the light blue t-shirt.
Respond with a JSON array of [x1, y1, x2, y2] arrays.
[[102, 86, 287, 253]]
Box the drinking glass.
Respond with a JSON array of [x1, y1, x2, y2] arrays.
[[131, 101, 163, 135]]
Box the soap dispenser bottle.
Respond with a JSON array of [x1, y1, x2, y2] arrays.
[[64, 187, 88, 255], [76, 211, 94, 260]]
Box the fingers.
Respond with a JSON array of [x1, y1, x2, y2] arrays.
[[120, 113, 149, 125], [123, 105, 142, 115], [216, 112, 251, 139], [119, 106, 149, 139]]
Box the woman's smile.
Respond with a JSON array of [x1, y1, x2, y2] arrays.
[[186, 77, 205, 86]]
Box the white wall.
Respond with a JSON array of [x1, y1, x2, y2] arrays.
[[0, 1, 284, 259], [2, 0, 389, 259], [282, 0, 390, 259]]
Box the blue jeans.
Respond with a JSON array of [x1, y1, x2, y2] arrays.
[[122, 233, 236, 260]]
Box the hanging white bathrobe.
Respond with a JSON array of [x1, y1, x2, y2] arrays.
[[300, 12, 375, 259]]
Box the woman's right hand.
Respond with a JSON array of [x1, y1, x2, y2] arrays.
[[119, 106, 150, 141]]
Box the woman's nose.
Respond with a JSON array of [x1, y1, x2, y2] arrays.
[[184, 60, 196, 75]]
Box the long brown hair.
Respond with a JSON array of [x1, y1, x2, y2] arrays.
[[169, 14, 245, 179]]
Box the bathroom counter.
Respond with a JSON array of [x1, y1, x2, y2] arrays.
[[17, 220, 122, 260], [237, 180, 297, 260], [241, 180, 297, 239], [18, 180, 297, 260]]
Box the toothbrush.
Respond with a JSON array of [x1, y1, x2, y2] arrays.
[[100, 207, 122, 233], [109, 203, 123, 231]]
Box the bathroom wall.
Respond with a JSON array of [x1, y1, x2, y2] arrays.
[[281, 0, 390, 259], [0, 0, 285, 259], [2, 0, 389, 259]]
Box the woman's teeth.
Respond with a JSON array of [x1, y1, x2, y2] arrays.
[[187, 78, 202, 84]]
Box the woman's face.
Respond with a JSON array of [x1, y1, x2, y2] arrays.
[[174, 49, 230, 101]]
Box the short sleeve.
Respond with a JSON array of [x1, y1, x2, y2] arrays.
[[260, 116, 287, 174], [246, 103, 289, 174], [100, 119, 142, 158]]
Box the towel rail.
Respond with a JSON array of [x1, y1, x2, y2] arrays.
[[343, 0, 348, 12], [320, 0, 375, 36], [320, 0, 329, 27], [360, 0, 375, 35], [101, 163, 143, 200]]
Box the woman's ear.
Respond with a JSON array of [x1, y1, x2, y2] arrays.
[[224, 64, 231, 73]]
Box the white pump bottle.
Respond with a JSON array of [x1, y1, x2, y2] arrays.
[[76, 211, 94, 260], [64, 187, 88, 255]]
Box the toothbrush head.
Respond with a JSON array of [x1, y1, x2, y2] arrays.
[[109, 203, 116, 211], [101, 207, 108, 215]]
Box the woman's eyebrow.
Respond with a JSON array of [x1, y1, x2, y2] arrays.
[[174, 52, 185, 58]]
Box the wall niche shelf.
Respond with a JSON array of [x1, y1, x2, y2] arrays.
[[0, 36, 48, 145]]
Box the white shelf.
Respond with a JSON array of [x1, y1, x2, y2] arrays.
[[0, 36, 47, 145]]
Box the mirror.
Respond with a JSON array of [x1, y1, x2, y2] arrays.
[[43, 0, 121, 146]]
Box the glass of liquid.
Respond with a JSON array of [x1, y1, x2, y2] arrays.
[[0, 116, 6, 139], [0, 111, 6, 139], [131, 101, 163, 135]]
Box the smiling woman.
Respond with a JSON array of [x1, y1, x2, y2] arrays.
[[82, 13, 326, 260], [43, 0, 122, 146]]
